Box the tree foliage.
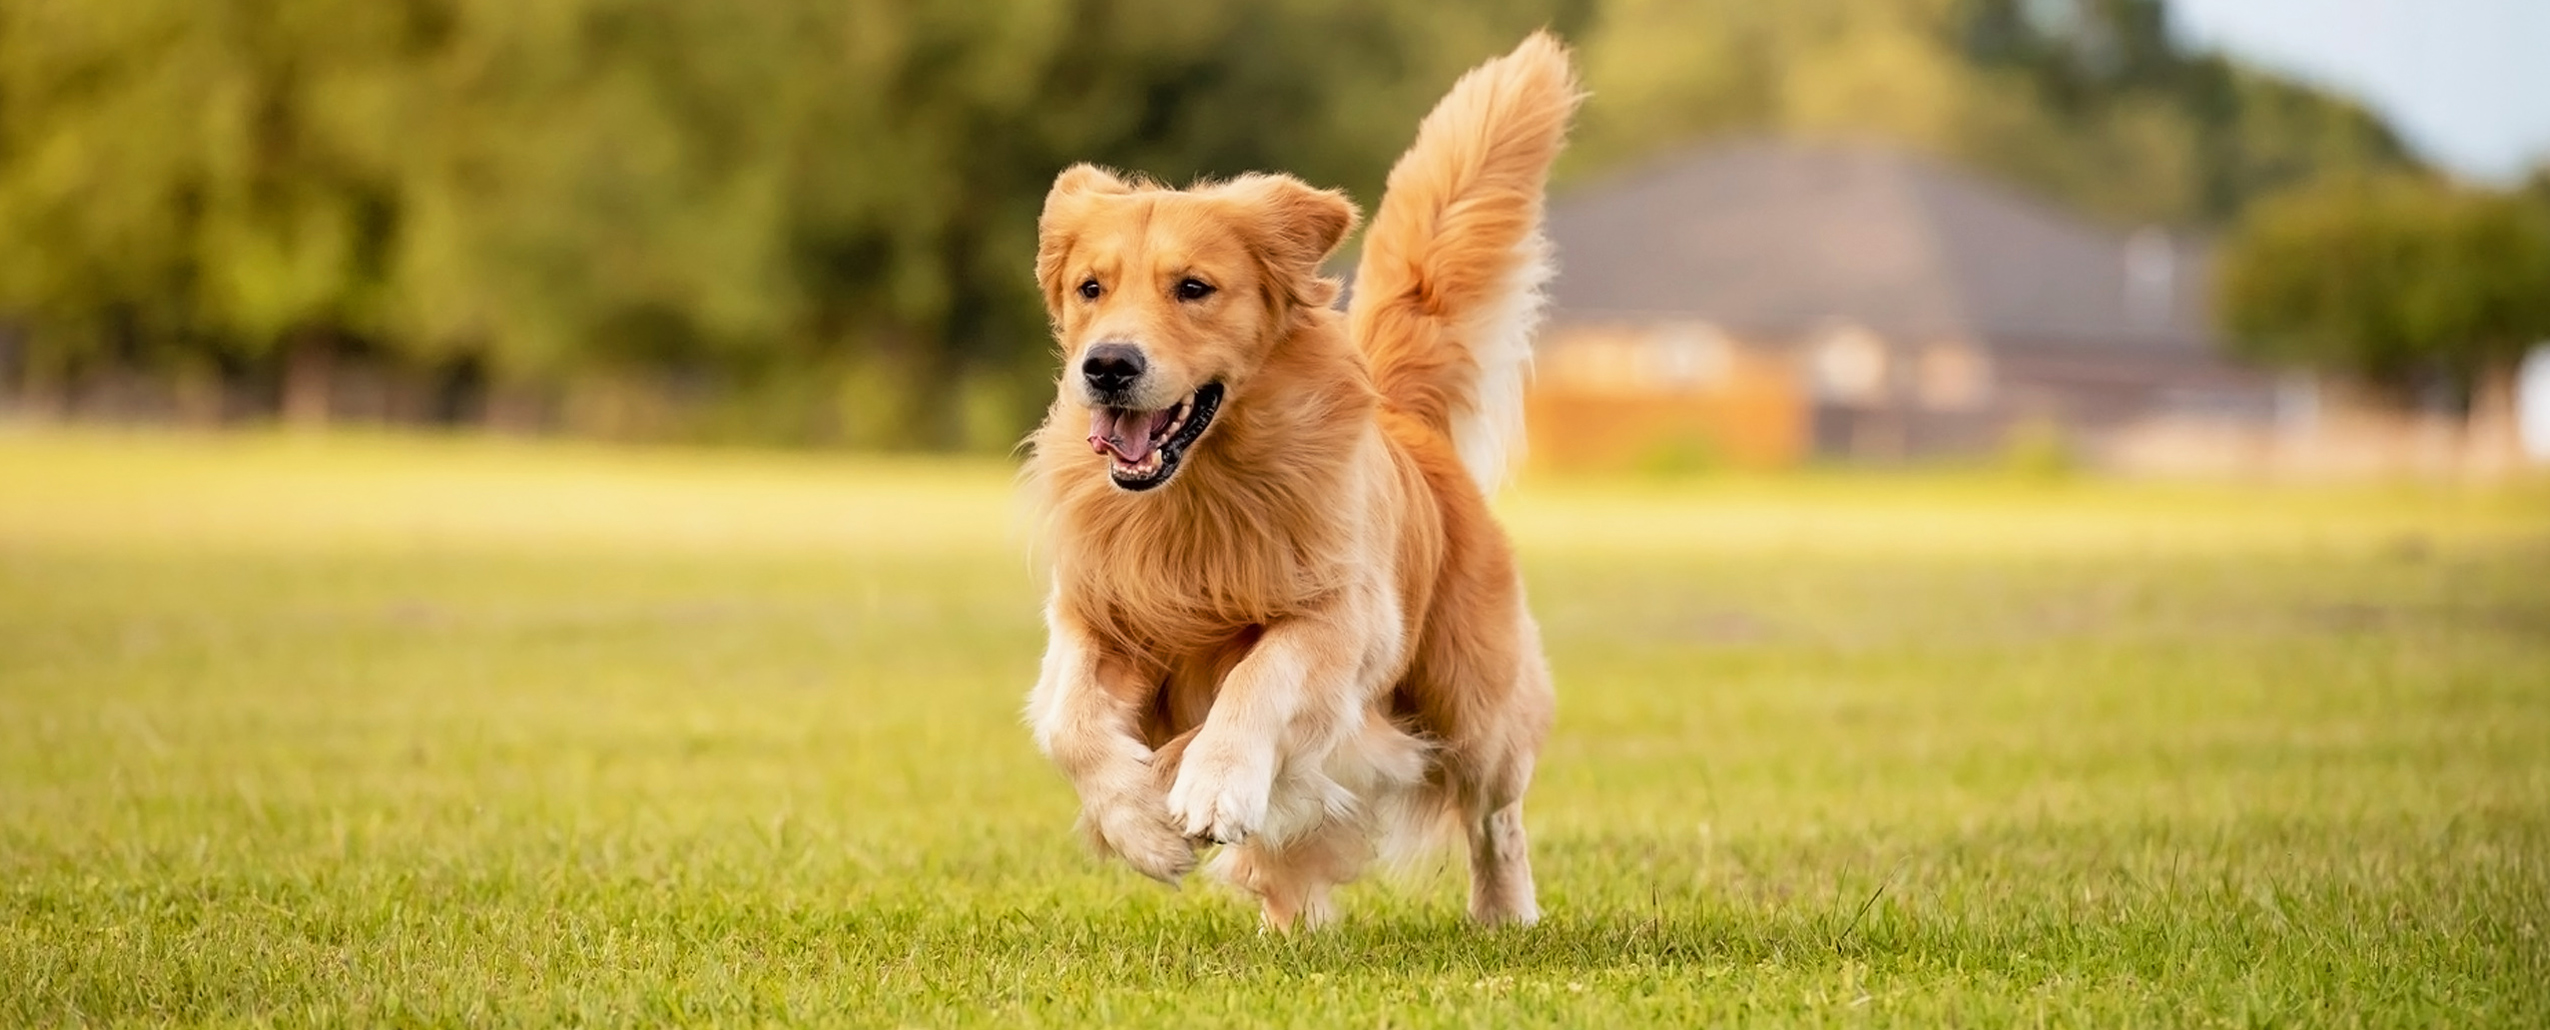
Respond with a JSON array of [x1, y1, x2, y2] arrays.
[[2215, 173, 2550, 398], [0, 0, 1585, 443], [0, 0, 2428, 446]]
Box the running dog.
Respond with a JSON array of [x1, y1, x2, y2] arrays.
[[1024, 33, 1578, 930]]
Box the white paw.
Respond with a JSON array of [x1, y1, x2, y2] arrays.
[[1165, 740, 1274, 844], [1086, 795, 1195, 883]]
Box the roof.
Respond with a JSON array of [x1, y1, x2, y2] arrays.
[[1544, 140, 2216, 352]]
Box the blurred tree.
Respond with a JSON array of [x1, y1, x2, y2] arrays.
[[2524, 163, 2550, 209], [0, 0, 221, 404], [2215, 173, 2550, 408], [0, 0, 1580, 445], [0, 0, 2425, 447], [0, 0, 448, 421]]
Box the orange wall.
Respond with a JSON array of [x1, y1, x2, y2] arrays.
[[1524, 358, 1808, 471]]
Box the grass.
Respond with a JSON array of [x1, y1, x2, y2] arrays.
[[2, 429, 2546, 1026]]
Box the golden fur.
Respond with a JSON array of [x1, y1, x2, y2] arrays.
[[1023, 33, 1580, 930]]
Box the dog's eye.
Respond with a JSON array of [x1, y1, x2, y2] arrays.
[[1175, 278, 1216, 301], [1077, 278, 1102, 300]]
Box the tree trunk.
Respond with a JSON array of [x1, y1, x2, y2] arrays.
[[0, 322, 22, 421], [8, 325, 73, 421], [282, 326, 334, 429], [2462, 358, 2522, 481], [483, 380, 550, 434]]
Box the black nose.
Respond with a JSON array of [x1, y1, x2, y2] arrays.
[[1081, 343, 1146, 395]]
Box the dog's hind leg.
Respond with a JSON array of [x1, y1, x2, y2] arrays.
[[1456, 747, 1542, 925], [1464, 787, 1539, 926], [1451, 620, 1554, 927]]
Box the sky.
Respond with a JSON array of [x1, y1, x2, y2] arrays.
[[2169, 0, 2550, 183]]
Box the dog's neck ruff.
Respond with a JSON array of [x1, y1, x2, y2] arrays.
[[1031, 321, 1372, 651]]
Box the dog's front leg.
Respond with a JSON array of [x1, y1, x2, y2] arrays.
[[1027, 604, 1195, 882], [1166, 603, 1380, 846]]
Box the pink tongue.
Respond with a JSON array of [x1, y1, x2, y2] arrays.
[[1087, 407, 1173, 463]]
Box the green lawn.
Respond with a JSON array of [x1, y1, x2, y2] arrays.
[[3, 430, 2546, 1026]]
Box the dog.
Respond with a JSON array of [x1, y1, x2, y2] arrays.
[[1023, 33, 1578, 930]]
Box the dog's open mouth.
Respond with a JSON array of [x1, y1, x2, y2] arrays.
[[1087, 382, 1224, 491]]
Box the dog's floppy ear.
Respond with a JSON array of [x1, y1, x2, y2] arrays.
[[1220, 173, 1360, 310], [1036, 164, 1135, 308]]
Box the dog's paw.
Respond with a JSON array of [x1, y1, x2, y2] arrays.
[[1164, 739, 1274, 844], [1086, 795, 1196, 884]]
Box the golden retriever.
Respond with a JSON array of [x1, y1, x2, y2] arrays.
[[1023, 33, 1579, 930]]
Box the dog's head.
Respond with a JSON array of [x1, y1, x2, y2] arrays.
[[1035, 164, 1358, 492]]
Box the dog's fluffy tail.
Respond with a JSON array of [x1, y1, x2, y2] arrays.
[[1349, 32, 1580, 493]]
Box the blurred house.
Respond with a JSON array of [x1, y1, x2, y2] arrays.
[[1532, 140, 2272, 471]]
